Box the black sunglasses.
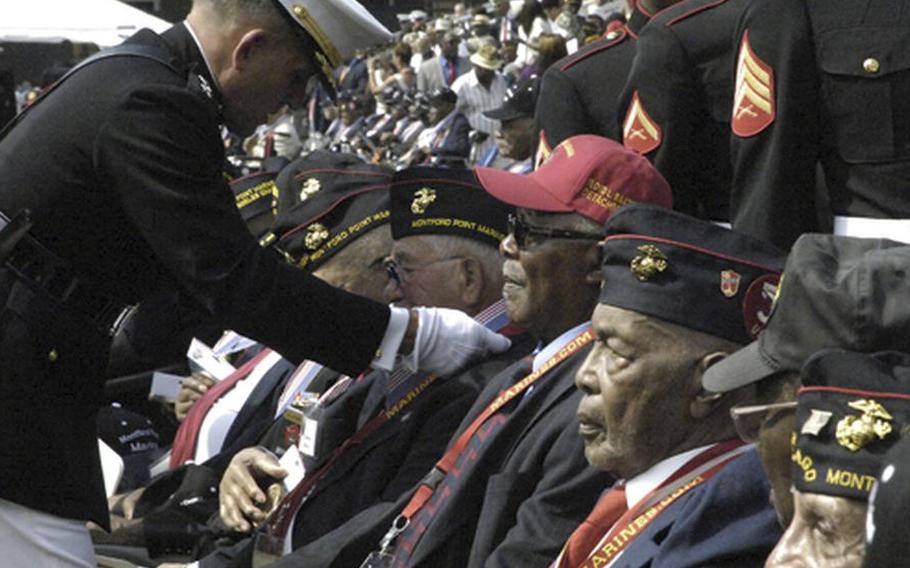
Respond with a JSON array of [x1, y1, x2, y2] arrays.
[[507, 213, 602, 248]]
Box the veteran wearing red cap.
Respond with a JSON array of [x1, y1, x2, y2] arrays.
[[345, 135, 674, 568]]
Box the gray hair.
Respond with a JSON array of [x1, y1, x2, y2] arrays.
[[421, 234, 504, 289], [322, 224, 393, 271]]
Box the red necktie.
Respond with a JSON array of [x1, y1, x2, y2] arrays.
[[557, 485, 627, 568], [170, 349, 272, 468], [448, 61, 456, 85]]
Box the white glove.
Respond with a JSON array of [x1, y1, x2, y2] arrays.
[[402, 307, 512, 376]]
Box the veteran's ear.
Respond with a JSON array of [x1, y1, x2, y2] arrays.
[[690, 352, 730, 419]]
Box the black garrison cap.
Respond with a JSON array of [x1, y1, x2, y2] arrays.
[[703, 236, 910, 393], [230, 157, 290, 241], [269, 150, 392, 271], [389, 166, 512, 247], [599, 204, 786, 345], [792, 349, 910, 501]]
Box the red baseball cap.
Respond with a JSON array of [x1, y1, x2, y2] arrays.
[[475, 135, 673, 224]]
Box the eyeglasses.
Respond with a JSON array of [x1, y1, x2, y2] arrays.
[[507, 213, 602, 249], [730, 401, 797, 444], [385, 256, 463, 285]]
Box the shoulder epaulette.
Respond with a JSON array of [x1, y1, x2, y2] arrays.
[[560, 28, 630, 72]]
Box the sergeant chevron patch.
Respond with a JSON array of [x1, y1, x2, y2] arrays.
[[732, 30, 775, 137], [623, 91, 662, 155], [534, 129, 553, 170]]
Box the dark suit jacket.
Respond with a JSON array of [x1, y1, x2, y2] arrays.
[[612, 449, 781, 568], [431, 111, 472, 160], [198, 335, 537, 567], [417, 56, 470, 93], [258, 341, 613, 568], [0, 24, 388, 525], [335, 57, 369, 95]]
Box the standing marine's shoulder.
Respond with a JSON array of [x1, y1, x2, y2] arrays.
[[553, 28, 635, 74], [646, 0, 734, 28]]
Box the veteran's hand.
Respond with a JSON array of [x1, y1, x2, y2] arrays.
[[108, 487, 145, 519], [219, 447, 288, 533], [174, 372, 217, 421]]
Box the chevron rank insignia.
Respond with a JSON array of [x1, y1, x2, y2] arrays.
[[732, 30, 775, 137], [534, 130, 552, 170], [623, 91, 662, 155]]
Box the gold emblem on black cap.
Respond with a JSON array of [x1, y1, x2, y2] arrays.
[[836, 399, 893, 452], [304, 223, 330, 251], [630, 244, 668, 282], [411, 188, 437, 215], [300, 178, 321, 202]]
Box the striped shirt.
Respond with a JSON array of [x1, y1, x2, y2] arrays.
[[452, 69, 508, 157]]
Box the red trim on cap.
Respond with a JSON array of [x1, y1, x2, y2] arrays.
[[386, 178, 483, 191], [798, 386, 910, 402], [666, 0, 729, 27], [278, 183, 390, 241], [636, 0, 656, 18], [230, 171, 277, 185], [604, 234, 782, 273], [293, 168, 391, 181]]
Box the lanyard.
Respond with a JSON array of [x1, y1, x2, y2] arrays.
[[562, 439, 751, 568], [253, 304, 516, 564], [378, 327, 595, 556]]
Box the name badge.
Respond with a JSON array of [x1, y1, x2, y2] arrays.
[[187, 337, 236, 381], [298, 416, 319, 458], [279, 446, 306, 493]]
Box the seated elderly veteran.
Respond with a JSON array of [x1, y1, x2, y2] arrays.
[[185, 166, 532, 568], [95, 154, 396, 559], [260, 134, 674, 568], [702, 236, 910, 529], [764, 349, 910, 568], [552, 203, 787, 568]]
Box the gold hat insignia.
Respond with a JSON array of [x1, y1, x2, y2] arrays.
[[304, 223, 330, 251], [630, 244, 668, 282], [299, 178, 321, 202], [835, 399, 893, 452], [411, 187, 437, 215]]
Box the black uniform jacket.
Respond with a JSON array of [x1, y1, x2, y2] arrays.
[[253, 342, 613, 568], [611, 450, 780, 568], [730, 0, 910, 248], [534, 6, 651, 151], [0, 24, 388, 525], [198, 334, 536, 567], [618, 0, 749, 222]]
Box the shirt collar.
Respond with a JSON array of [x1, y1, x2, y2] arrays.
[[532, 321, 591, 372], [624, 443, 717, 509]]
